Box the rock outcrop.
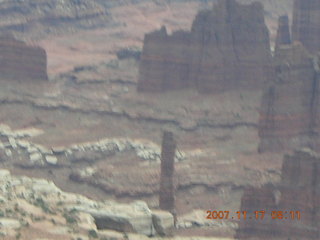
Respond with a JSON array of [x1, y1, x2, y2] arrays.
[[275, 15, 291, 49], [0, 34, 48, 81], [0, 168, 175, 238], [138, 0, 273, 93], [236, 149, 320, 239], [258, 42, 320, 153], [236, 186, 278, 239], [159, 131, 176, 213], [292, 0, 320, 53]]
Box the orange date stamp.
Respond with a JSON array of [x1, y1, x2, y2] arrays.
[[206, 210, 301, 220]]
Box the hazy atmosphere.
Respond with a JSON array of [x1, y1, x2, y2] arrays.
[[0, 0, 318, 239]]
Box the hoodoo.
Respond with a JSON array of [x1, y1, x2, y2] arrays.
[[275, 15, 292, 49], [258, 42, 320, 153]]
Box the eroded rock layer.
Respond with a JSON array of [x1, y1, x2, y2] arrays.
[[237, 149, 320, 239], [0, 34, 48, 81], [138, 0, 273, 93], [292, 0, 320, 53], [0, 0, 110, 38], [258, 42, 320, 153]]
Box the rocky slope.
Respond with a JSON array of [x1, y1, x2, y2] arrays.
[[138, 0, 273, 93], [0, 168, 238, 240]]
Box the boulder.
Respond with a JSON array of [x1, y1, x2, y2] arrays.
[[152, 210, 174, 236], [80, 201, 154, 236], [29, 152, 42, 163], [45, 155, 58, 165]]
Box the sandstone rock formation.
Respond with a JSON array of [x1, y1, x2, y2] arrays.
[[0, 34, 48, 81], [275, 15, 291, 49], [236, 186, 278, 239], [236, 149, 320, 239], [258, 42, 320, 153], [0, 168, 175, 238], [159, 131, 176, 213], [292, 0, 320, 53], [138, 0, 273, 93]]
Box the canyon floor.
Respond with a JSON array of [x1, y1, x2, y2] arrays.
[[0, 0, 292, 238]]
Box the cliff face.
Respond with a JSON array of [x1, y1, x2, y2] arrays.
[[138, 27, 192, 92], [258, 42, 320, 153], [0, 34, 48, 81], [237, 149, 320, 239], [292, 0, 320, 53], [138, 0, 273, 93]]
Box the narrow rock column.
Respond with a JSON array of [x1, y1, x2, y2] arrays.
[[275, 15, 291, 49], [159, 131, 176, 214]]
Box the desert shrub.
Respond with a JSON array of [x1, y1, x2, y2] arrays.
[[88, 229, 98, 238]]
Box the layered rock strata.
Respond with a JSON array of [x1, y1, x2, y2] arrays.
[[0, 0, 110, 38], [0, 34, 48, 81], [236, 149, 320, 239], [0, 168, 174, 238], [258, 42, 320, 152], [138, 0, 273, 93], [292, 0, 320, 53]]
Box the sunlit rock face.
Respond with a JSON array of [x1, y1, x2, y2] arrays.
[[292, 0, 320, 53], [0, 34, 48, 81], [138, 0, 273, 93], [237, 149, 320, 240]]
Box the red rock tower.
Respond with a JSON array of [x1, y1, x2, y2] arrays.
[[138, 0, 273, 93], [237, 149, 320, 239], [159, 131, 176, 212], [258, 42, 319, 153]]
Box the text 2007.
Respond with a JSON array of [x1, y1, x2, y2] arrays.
[[206, 210, 230, 219]]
